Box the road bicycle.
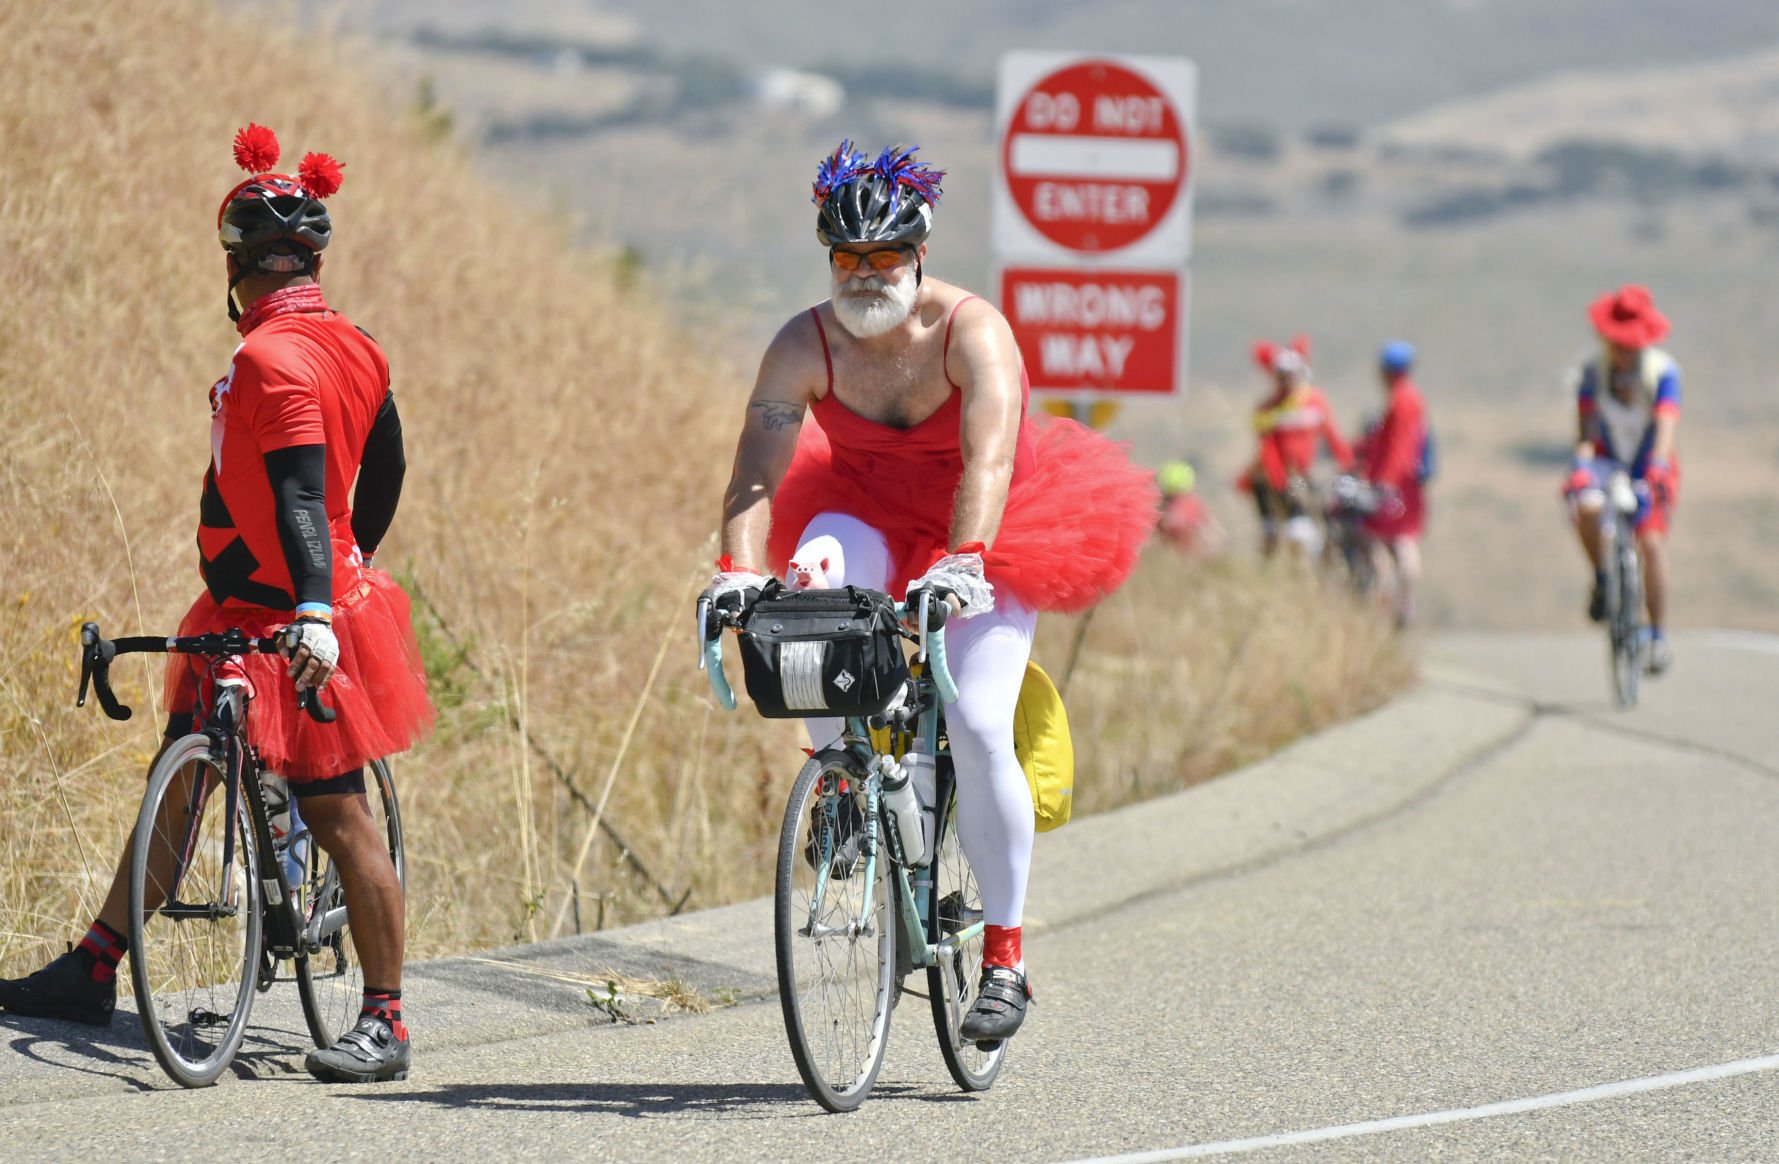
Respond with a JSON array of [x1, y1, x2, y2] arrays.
[[1596, 472, 1646, 708], [697, 590, 1004, 1112], [1323, 473, 1381, 598], [76, 622, 404, 1087]]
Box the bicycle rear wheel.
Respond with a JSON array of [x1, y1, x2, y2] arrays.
[[926, 766, 1007, 1092], [127, 735, 263, 1088], [775, 749, 896, 1113], [296, 757, 405, 1049]]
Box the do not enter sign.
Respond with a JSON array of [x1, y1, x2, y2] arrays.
[[994, 53, 1197, 263], [1003, 60, 1187, 253]]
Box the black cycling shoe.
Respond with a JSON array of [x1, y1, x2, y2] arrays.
[[0, 950, 116, 1027], [1587, 583, 1608, 623], [305, 1014, 410, 1083], [958, 965, 1030, 1046]]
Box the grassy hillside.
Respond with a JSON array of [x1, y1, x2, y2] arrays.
[[0, 0, 1408, 976]]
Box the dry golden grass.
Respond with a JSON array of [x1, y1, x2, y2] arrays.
[[0, 0, 1408, 977]]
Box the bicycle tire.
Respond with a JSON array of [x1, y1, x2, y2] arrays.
[[1613, 534, 1643, 709], [775, 749, 896, 1113], [926, 769, 1007, 1092], [127, 734, 263, 1088], [296, 757, 405, 1049]]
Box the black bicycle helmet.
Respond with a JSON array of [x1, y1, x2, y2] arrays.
[[812, 141, 944, 247]]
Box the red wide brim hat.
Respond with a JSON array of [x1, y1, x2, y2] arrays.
[[1589, 284, 1669, 348]]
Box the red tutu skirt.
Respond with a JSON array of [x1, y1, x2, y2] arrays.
[[164, 568, 436, 782], [768, 412, 1158, 613]]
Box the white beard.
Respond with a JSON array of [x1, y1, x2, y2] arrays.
[[831, 270, 918, 339]]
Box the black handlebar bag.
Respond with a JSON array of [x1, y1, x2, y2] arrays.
[[737, 585, 912, 719]]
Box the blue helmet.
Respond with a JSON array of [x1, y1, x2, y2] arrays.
[[1380, 340, 1415, 374]]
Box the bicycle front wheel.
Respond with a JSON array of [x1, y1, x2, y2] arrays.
[[296, 757, 405, 1049], [127, 734, 263, 1088], [926, 769, 1006, 1092], [775, 749, 896, 1113], [1610, 535, 1642, 709]]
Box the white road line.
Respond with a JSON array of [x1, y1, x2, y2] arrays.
[[1065, 1053, 1779, 1162], [1701, 630, 1779, 656]]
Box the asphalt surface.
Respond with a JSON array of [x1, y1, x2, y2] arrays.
[[2, 631, 1776, 1161]]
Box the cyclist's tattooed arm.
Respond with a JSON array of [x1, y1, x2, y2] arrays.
[[947, 298, 1023, 551], [721, 313, 823, 572], [749, 399, 802, 431]]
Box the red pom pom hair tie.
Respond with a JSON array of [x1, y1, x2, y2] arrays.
[[232, 122, 281, 174], [298, 151, 344, 199]]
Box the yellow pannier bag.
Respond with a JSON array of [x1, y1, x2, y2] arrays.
[[1013, 661, 1073, 832]]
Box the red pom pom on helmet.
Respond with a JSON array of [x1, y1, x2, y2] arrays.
[[297, 152, 344, 200], [232, 123, 281, 174]]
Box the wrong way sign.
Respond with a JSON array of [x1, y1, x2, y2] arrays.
[[1001, 267, 1186, 395], [993, 52, 1197, 264]]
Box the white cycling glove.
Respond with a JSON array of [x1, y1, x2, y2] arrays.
[[283, 617, 340, 689], [909, 549, 995, 619]]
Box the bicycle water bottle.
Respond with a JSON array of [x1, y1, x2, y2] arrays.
[[903, 741, 937, 868], [877, 755, 929, 868], [260, 773, 309, 901]]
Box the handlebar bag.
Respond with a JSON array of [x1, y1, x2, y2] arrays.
[[738, 584, 912, 719]]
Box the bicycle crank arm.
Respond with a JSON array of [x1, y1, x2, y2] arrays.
[[157, 900, 239, 922], [933, 923, 986, 957]]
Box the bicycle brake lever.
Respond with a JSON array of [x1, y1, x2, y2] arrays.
[[696, 596, 712, 669], [77, 622, 132, 720]]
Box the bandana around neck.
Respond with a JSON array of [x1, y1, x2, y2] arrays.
[[236, 283, 329, 336]]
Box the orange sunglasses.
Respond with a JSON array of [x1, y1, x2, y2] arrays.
[[830, 246, 912, 273]]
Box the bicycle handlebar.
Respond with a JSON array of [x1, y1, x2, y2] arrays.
[[695, 592, 958, 711], [77, 621, 337, 725]]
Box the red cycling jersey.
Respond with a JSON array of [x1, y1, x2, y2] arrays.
[[1246, 384, 1353, 492], [199, 309, 389, 609]]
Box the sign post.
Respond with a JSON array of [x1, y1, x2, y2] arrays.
[[992, 52, 1197, 424]]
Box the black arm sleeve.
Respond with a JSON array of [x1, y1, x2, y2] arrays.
[[352, 390, 406, 556], [263, 444, 333, 609]]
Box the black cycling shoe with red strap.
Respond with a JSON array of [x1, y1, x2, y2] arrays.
[[959, 964, 1031, 1047], [305, 1013, 411, 1083], [0, 950, 116, 1027]]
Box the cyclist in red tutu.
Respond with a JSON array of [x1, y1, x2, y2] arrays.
[[707, 142, 1156, 1046], [0, 125, 432, 1083]]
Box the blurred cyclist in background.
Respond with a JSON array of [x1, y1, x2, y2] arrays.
[[1155, 460, 1226, 557], [1561, 284, 1681, 675], [1362, 341, 1429, 628], [1238, 336, 1353, 558]]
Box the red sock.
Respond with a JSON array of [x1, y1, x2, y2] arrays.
[[361, 988, 408, 1040], [76, 920, 127, 984], [983, 924, 1021, 970]]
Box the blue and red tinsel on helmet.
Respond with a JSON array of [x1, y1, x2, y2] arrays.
[[811, 140, 945, 209]]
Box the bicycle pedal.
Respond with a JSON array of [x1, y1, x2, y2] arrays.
[[972, 1038, 1003, 1052]]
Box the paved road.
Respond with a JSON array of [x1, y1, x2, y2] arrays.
[[3, 632, 1776, 1161]]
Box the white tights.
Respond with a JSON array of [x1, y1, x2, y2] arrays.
[[792, 513, 1036, 929]]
